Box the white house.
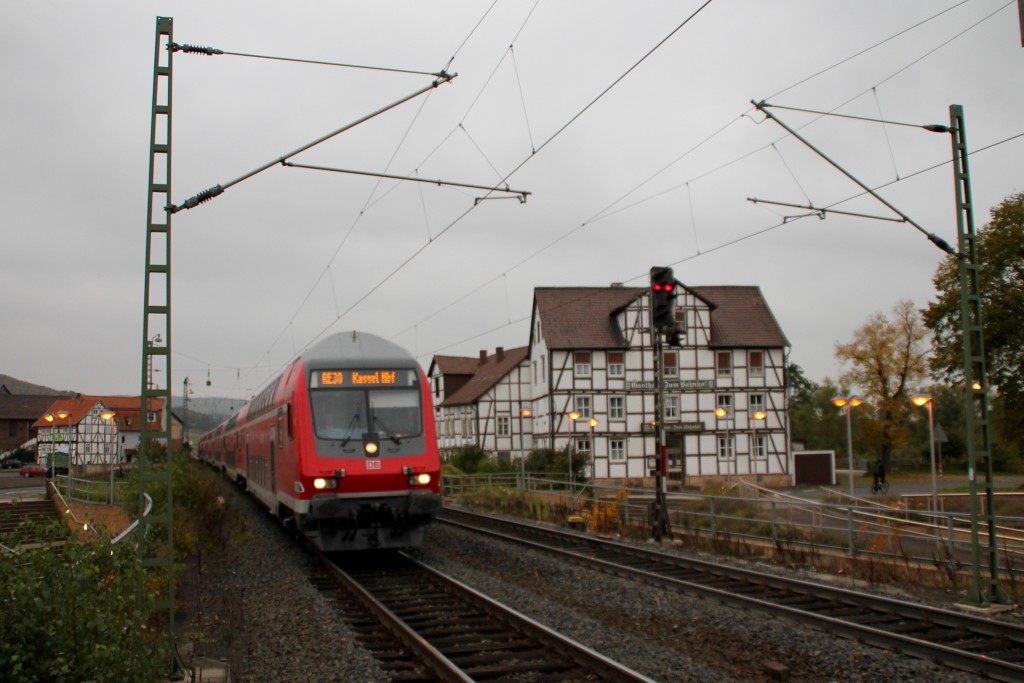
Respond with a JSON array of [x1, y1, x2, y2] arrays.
[[527, 283, 790, 484], [430, 347, 532, 462], [33, 395, 170, 470]]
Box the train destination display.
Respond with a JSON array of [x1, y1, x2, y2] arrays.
[[313, 369, 416, 388]]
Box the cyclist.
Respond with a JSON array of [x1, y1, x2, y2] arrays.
[[871, 458, 886, 492]]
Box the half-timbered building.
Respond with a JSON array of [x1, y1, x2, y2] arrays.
[[429, 347, 531, 461], [528, 282, 790, 485], [33, 395, 171, 471]]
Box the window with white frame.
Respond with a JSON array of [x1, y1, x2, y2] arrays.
[[717, 394, 733, 414], [609, 439, 626, 461], [749, 393, 765, 413], [609, 396, 625, 420], [717, 351, 732, 378], [574, 351, 592, 377], [575, 437, 591, 454], [717, 434, 735, 459], [497, 415, 510, 436], [665, 395, 679, 419], [574, 396, 592, 418], [674, 309, 687, 334], [749, 350, 765, 377], [607, 351, 624, 377], [663, 351, 678, 377], [752, 434, 767, 458]]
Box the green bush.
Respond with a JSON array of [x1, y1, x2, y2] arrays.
[[0, 527, 168, 682]]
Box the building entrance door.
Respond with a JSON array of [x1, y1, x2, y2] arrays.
[[667, 434, 685, 482]]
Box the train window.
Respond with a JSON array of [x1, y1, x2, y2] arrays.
[[368, 389, 421, 438], [311, 391, 366, 440]]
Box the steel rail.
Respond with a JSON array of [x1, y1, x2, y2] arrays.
[[309, 543, 472, 683], [313, 544, 656, 683], [438, 507, 1024, 682]]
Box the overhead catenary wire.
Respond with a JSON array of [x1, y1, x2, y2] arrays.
[[171, 42, 446, 77], [205, 1, 1014, 390], [168, 72, 456, 213], [251, 0, 721, 384], [395, 2, 1009, 354]]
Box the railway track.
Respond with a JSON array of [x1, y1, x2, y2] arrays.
[[437, 506, 1024, 682], [310, 548, 656, 683]]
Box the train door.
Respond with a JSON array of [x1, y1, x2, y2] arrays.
[[269, 426, 277, 494]]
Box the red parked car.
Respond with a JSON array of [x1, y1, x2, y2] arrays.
[[19, 463, 48, 478]]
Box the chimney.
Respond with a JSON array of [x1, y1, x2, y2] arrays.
[[496, 347, 505, 361], [479, 350, 488, 365]]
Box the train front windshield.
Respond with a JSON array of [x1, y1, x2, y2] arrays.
[[309, 368, 422, 443]]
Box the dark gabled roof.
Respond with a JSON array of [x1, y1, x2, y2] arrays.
[[533, 284, 788, 350], [431, 355, 481, 376], [691, 286, 790, 348], [441, 347, 529, 407], [534, 287, 644, 350], [0, 394, 65, 420]]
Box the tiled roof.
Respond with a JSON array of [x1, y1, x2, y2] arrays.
[[441, 347, 529, 406], [692, 286, 790, 348], [534, 285, 788, 350], [431, 355, 480, 376], [31, 395, 166, 431], [0, 394, 65, 420], [534, 287, 644, 349]]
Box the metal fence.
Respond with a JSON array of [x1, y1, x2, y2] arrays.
[[53, 474, 130, 506], [441, 473, 1024, 576]]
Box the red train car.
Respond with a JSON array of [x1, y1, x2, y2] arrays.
[[197, 331, 442, 551]]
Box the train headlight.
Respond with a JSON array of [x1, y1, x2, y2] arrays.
[[363, 436, 379, 455], [409, 473, 432, 486], [313, 477, 338, 490]]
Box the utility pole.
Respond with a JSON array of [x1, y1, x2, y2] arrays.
[[140, 16, 179, 673], [749, 100, 1007, 606], [649, 267, 675, 540], [183, 376, 192, 448], [949, 104, 1008, 606]]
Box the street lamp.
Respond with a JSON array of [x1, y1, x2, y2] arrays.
[[100, 409, 117, 505], [752, 410, 767, 479], [715, 406, 733, 482], [518, 407, 533, 481], [910, 393, 939, 514], [45, 408, 73, 495], [588, 417, 599, 480], [832, 396, 863, 499], [43, 412, 57, 478], [568, 411, 581, 490]]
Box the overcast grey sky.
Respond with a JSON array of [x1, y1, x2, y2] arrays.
[[2, 0, 1021, 403]]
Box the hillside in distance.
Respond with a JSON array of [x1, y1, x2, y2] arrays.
[[0, 373, 74, 396], [173, 396, 247, 435]]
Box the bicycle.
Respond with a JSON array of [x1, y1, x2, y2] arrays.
[[871, 478, 890, 495]]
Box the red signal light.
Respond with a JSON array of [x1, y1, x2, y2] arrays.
[[653, 283, 664, 292]]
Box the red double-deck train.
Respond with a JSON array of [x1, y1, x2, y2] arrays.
[[196, 331, 442, 551]]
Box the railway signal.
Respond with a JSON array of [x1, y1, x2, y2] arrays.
[[650, 266, 676, 332]]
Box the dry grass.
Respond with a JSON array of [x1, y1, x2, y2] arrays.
[[60, 499, 133, 536]]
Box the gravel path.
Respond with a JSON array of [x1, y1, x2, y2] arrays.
[[181, 487, 989, 682]]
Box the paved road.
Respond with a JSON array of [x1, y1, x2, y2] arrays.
[[783, 473, 1024, 503], [0, 470, 47, 501]]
